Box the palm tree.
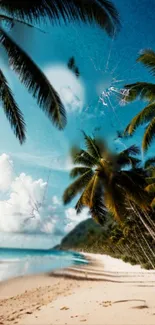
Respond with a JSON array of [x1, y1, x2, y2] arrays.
[[144, 156, 155, 209], [123, 49, 155, 152], [0, 0, 120, 143], [63, 133, 150, 224]]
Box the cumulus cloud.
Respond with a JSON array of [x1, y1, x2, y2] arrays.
[[0, 153, 58, 234], [0, 171, 47, 233], [44, 65, 85, 113], [64, 207, 90, 233], [0, 154, 89, 246]]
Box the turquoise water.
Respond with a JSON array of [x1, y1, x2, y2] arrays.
[[0, 247, 87, 281]]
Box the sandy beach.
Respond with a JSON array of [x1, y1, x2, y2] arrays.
[[0, 253, 155, 325]]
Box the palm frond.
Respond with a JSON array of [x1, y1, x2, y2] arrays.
[[129, 157, 141, 168], [70, 167, 91, 178], [124, 82, 155, 103], [145, 166, 155, 177], [0, 14, 45, 32], [117, 171, 150, 210], [124, 102, 155, 136], [145, 183, 155, 193], [144, 157, 155, 169], [1, 0, 120, 36], [104, 184, 127, 221], [145, 177, 155, 184], [0, 28, 66, 130], [117, 155, 141, 169], [75, 193, 86, 214], [120, 145, 140, 156], [0, 69, 26, 144], [76, 173, 106, 225], [116, 145, 141, 169], [142, 117, 155, 152], [63, 169, 94, 204], [151, 198, 155, 209], [75, 175, 98, 213], [75, 183, 106, 226], [83, 132, 101, 159], [89, 177, 106, 225], [71, 147, 97, 167], [137, 49, 155, 76]]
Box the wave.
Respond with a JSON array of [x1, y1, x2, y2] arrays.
[[0, 258, 21, 263]]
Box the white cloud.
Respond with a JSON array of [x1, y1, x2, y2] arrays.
[[64, 207, 89, 233], [0, 154, 13, 192], [44, 64, 85, 113], [0, 171, 48, 233], [0, 154, 90, 248], [0, 153, 60, 234]]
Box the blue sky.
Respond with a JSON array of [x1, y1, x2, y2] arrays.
[[0, 0, 155, 248]]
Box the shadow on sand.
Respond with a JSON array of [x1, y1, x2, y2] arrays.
[[48, 264, 155, 285]]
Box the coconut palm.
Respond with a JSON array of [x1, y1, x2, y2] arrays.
[[144, 156, 155, 209], [63, 133, 150, 224], [0, 0, 120, 143], [123, 49, 155, 152]]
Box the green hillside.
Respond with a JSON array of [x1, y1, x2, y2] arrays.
[[57, 216, 155, 270]]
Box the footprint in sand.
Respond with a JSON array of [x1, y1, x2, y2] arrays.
[[101, 301, 112, 307], [113, 299, 148, 309], [60, 306, 70, 311], [132, 305, 148, 309]]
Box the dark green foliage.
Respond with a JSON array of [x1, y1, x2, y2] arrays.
[[0, 28, 66, 131], [63, 133, 150, 223], [123, 49, 155, 151], [58, 214, 155, 269], [1, 0, 120, 36], [0, 70, 26, 144], [0, 0, 120, 142]]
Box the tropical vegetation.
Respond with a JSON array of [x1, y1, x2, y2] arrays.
[[63, 132, 151, 223], [62, 133, 155, 268], [0, 0, 120, 143], [123, 49, 155, 152], [57, 215, 155, 269]]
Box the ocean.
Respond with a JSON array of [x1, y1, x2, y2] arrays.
[[0, 247, 88, 282]]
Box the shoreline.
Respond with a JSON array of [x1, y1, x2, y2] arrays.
[[0, 253, 155, 325]]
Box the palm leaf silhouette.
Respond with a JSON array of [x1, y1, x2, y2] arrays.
[[123, 49, 155, 151]]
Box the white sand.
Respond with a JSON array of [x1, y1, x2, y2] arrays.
[[0, 253, 155, 325]]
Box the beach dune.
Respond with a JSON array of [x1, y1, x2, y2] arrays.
[[0, 253, 155, 325]]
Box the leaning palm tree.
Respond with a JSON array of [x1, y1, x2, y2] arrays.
[[123, 49, 155, 152], [0, 0, 120, 143], [144, 156, 155, 210], [63, 133, 150, 225]]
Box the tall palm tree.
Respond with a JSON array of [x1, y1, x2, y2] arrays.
[[144, 156, 155, 209], [123, 49, 155, 152], [63, 133, 150, 224], [0, 0, 120, 143]]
